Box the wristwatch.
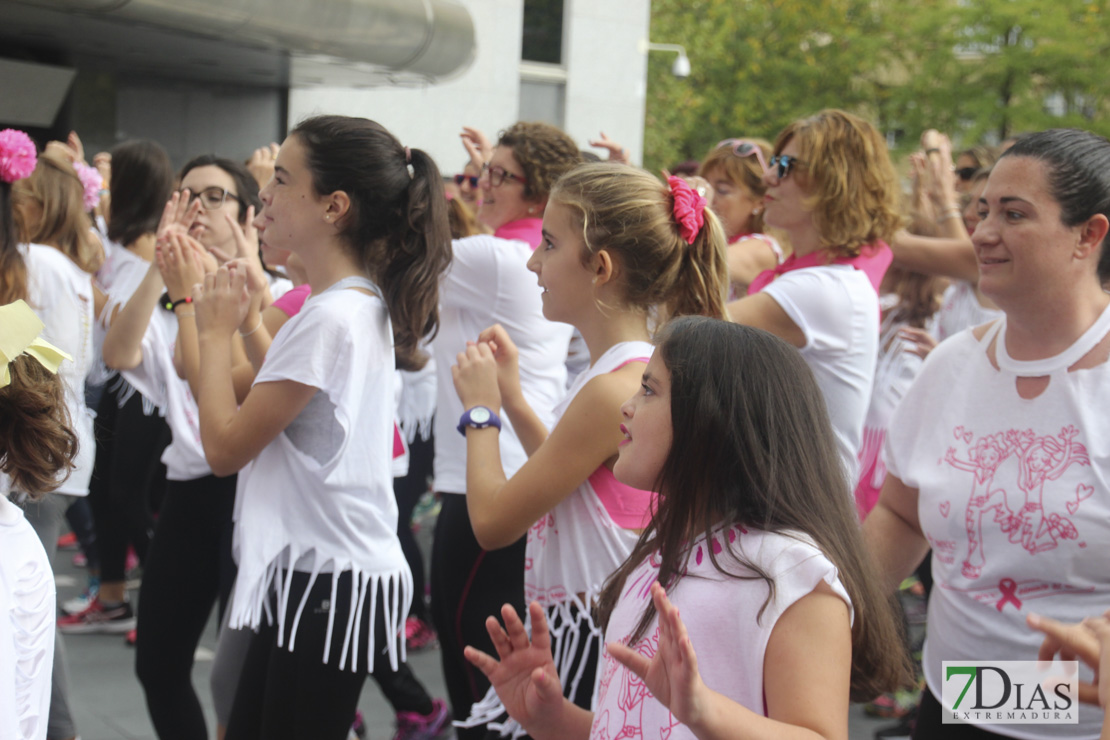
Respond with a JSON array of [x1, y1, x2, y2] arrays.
[[457, 406, 502, 436]]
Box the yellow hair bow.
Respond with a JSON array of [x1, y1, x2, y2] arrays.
[[0, 300, 72, 389]]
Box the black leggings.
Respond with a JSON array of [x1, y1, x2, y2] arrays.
[[226, 570, 430, 740], [135, 474, 237, 740], [914, 686, 1008, 739], [430, 493, 526, 740], [394, 432, 434, 623], [88, 380, 169, 582]]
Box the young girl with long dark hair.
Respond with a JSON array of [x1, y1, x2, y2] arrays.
[[451, 163, 729, 735], [190, 115, 452, 740], [466, 317, 911, 739]]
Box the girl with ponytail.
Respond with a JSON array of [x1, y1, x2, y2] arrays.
[[189, 115, 452, 739], [451, 161, 728, 735]]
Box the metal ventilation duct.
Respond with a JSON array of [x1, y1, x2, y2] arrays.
[[18, 0, 476, 79]]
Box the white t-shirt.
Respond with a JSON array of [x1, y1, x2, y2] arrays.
[[936, 280, 1003, 342], [592, 528, 851, 740], [432, 234, 572, 494], [230, 278, 411, 672], [761, 265, 878, 486], [22, 244, 95, 496], [885, 307, 1110, 739], [0, 495, 55, 740], [97, 248, 210, 481]]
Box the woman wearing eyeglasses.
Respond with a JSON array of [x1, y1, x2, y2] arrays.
[[698, 137, 785, 296], [431, 121, 581, 738], [728, 109, 901, 489], [94, 152, 256, 738]]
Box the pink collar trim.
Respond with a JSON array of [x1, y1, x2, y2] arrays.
[[494, 218, 544, 250], [747, 240, 891, 295]]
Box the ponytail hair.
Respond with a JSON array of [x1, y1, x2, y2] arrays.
[[291, 115, 452, 371], [0, 180, 27, 304], [549, 163, 729, 323], [0, 353, 78, 499]]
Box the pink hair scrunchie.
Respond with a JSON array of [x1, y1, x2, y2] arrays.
[[74, 162, 103, 211], [667, 175, 706, 245], [0, 129, 37, 184]]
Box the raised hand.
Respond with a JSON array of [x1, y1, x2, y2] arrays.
[[464, 602, 567, 730], [193, 266, 250, 338], [476, 324, 522, 400], [157, 190, 204, 245], [1028, 611, 1110, 707], [607, 581, 711, 728], [452, 340, 502, 411], [461, 126, 493, 172], [246, 143, 280, 189], [588, 131, 631, 165], [157, 233, 209, 302]]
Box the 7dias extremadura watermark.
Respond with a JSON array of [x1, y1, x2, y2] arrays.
[[942, 661, 1079, 725]]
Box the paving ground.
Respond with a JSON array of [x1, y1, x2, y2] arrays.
[[51, 514, 905, 740]]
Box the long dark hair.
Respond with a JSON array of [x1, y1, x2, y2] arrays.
[[597, 317, 912, 701], [1002, 129, 1110, 283], [107, 140, 174, 247], [292, 115, 452, 371]]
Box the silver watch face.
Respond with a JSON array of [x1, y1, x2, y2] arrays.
[[470, 407, 491, 424]]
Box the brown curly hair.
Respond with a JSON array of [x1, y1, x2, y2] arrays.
[[496, 122, 581, 202], [0, 354, 78, 499]]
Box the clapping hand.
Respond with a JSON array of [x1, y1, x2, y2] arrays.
[[193, 265, 250, 338]]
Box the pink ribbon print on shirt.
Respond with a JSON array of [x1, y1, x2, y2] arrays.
[[938, 424, 1095, 611]]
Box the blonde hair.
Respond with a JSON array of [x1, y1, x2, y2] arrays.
[[13, 154, 102, 273], [698, 138, 773, 234], [551, 163, 729, 322], [775, 110, 903, 257]]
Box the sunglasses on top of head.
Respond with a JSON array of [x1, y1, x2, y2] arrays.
[[767, 154, 806, 180], [716, 138, 769, 174]]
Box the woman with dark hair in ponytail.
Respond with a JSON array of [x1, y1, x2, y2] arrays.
[[451, 162, 729, 735], [189, 115, 452, 740]]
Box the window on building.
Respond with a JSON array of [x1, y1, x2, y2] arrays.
[[521, 0, 564, 65]]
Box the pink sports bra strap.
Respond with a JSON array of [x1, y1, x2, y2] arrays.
[[610, 357, 650, 373]]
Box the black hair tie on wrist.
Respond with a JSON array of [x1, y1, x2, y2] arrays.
[[162, 293, 193, 311]]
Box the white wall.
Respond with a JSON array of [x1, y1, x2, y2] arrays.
[[562, 0, 649, 165], [287, 0, 650, 175]]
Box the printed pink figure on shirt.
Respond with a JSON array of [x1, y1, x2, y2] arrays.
[[612, 630, 660, 739], [945, 431, 1015, 579], [1009, 426, 1087, 554]]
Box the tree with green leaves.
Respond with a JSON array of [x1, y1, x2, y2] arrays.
[[644, 0, 1109, 172]]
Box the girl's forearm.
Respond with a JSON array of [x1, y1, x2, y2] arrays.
[[687, 690, 837, 740], [463, 427, 514, 549], [196, 329, 241, 476], [501, 389, 548, 457]]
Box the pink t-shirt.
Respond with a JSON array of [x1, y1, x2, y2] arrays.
[[271, 283, 311, 317], [592, 528, 851, 740]]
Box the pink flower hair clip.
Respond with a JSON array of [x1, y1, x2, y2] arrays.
[[0, 129, 38, 184], [73, 162, 104, 211], [667, 175, 706, 245]]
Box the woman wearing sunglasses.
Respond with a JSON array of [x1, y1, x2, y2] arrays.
[[698, 137, 785, 295], [728, 109, 901, 489], [431, 121, 581, 738]]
